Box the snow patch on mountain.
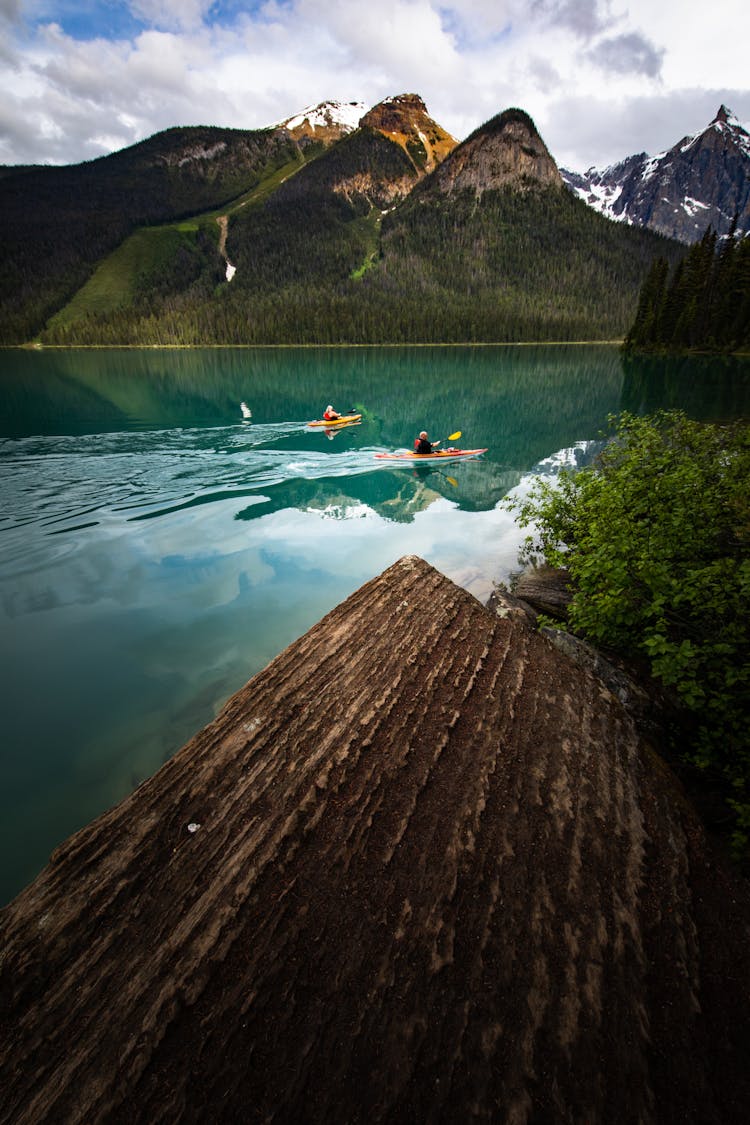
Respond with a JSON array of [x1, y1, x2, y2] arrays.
[[280, 101, 365, 133], [561, 105, 750, 243], [683, 197, 710, 217]]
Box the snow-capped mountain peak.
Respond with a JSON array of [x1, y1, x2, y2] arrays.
[[561, 105, 750, 243], [277, 100, 366, 141]]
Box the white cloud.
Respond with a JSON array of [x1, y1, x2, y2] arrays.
[[299, 0, 458, 75], [128, 0, 214, 32], [0, 0, 747, 170]]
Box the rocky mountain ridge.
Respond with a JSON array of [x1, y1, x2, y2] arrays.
[[277, 93, 457, 178], [275, 99, 366, 146], [430, 107, 562, 197], [562, 105, 750, 243], [359, 93, 457, 173], [0, 91, 682, 346]]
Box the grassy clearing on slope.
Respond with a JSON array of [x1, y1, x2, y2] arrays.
[[223, 155, 314, 216], [47, 226, 201, 330], [350, 210, 383, 279], [45, 153, 316, 335]]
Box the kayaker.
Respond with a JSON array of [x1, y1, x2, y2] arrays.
[[414, 431, 440, 454], [323, 404, 341, 421]]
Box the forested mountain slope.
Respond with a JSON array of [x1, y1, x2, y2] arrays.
[[0, 125, 314, 343], [42, 107, 683, 346], [4, 100, 685, 346]]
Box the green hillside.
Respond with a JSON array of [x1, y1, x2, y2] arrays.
[[45, 225, 211, 330], [41, 124, 683, 346], [40, 127, 422, 345], [227, 127, 418, 291], [0, 125, 310, 343], [44, 150, 316, 334], [4, 107, 687, 347], [364, 179, 685, 341]]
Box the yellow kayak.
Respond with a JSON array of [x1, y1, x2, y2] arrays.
[[307, 413, 362, 428]]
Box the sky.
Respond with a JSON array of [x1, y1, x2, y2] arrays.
[[1, 0, 748, 172]]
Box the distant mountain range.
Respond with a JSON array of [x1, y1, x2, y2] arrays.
[[561, 106, 750, 244], [0, 93, 712, 345]]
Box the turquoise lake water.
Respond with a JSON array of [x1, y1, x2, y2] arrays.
[[1, 344, 748, 904]]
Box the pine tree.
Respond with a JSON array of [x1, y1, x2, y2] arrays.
[[624, 257, 668, 348], [624, 224, 750, 355]]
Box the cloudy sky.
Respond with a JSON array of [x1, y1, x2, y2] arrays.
[[1, 0, 748, 172]]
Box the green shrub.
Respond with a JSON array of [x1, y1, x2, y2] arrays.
[[507, 411, 750, 855]]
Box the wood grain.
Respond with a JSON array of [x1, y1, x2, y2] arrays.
[[1, 556, 748, 1124]]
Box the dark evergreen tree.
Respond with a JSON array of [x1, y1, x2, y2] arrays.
[[624, 257, 668, 348], [624, 224, 750, 354]]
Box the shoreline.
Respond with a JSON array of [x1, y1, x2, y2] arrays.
[[9, 340, 625, 351], [9, 340, 747, 356]]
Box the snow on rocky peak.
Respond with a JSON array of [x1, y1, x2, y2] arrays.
[[561, 106, 750, 243], [712, 105, 750, 158], [278, 100, 366, 134]]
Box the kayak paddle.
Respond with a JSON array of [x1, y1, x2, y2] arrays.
[[431, 430, 461, 449]]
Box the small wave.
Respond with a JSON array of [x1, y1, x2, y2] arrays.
[[0, 427, 388, 562]]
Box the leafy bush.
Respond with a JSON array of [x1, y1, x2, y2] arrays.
[[507, 411, 750, 854]]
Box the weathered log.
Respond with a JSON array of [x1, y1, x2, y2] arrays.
[[1, 555, 749, 1125], [514, 564, 572, 619]]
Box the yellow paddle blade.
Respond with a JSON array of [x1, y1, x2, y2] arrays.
[[448, 430, 461, 441], [446, 476, 459, 487]]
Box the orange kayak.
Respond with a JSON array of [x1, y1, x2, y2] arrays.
[[375, 448, 487, 463]]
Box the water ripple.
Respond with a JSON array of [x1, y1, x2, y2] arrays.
[[0, 424, 391, 572]]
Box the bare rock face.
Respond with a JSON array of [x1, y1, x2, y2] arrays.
[[1, 556, 749, 1124], [359, 93, 457, 173], [433, 107, 564, 197], [561, 105, 750, 243], [330, 167, 417, 208]]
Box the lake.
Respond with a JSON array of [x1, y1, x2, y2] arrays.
[[1, 344, 749, 905]]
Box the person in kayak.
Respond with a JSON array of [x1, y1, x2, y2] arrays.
[[323, 405, 341, 421], [414, 431, 441, 454]]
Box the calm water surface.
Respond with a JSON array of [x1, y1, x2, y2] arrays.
[[1, 344, 748, 904]]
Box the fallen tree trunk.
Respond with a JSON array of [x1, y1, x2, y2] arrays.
[[513, 563, 572, 619], [1, 556, 748, 1124]]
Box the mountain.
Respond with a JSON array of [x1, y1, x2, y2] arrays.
[[355, 108, 682, 344], [37, 104, 682, 347], [0, 94, 683, 346], [0, 94, 455, 344], [276, 99, 367, 146], [562, 106, 750, 244], [430, 108, 561, 195], [216, 94, 454, 301]]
